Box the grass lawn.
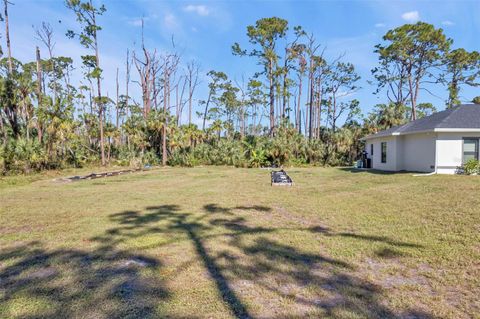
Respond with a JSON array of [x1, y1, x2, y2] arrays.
[[0, 167, 479, 318]]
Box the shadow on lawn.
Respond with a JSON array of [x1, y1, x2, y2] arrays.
[[0, 207, 182, 318], [339, 168, 404, 175], [140, 203, 431, 318], [0, 203, 433, 319]]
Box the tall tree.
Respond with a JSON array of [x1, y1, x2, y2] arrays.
[[201, 70, 227, 131], [442, 48, 480, 108], [374, 22, 451, 120], [325, 62, 360, 132], [66, 0, 107, 165], [232, 17, 288, 136], [185, 60, 200, 125], [305, 33, 322, 139], [132, 19, 160, 120], [4, 0, 12, 74], [35, 46, 43, 142], [161, 52, 180, 165], [281, 26, 304, 119]]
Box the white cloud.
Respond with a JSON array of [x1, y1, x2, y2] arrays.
[[184, 4, 210, 16], [164, 13, 178, 30], [442, 20, 455, 26], [128, 18, 144, 27], [127, 16, 156, 27], [374, 23, 386, 28], [401, 11, 420, 23]]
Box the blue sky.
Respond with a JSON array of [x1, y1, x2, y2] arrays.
[[7, 0, 480, 125]]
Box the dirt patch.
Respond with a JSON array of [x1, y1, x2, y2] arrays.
[[362, 257, 432, 288], [25, 267, 58, 280]]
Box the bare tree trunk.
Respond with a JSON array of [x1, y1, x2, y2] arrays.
[[308, 58, 314, 140], [91, 10, 106, 166], [0, 116, 5, 145], [188, 76, 192, 125], [179, 76, 187, 125], [303, 108, 307, 136], [269, 58, 275, 136], [162, 68, 168, 166], [282, 48, 288, 119], [202, 93, 211, 131], [315, 77, 321, 139], [125, 49, 130, 122], [116, 67, 119, 129], [175, 83, 180, 126], [4, 0, 13, 75], [186, 60, 200, 125], [36, 46, 43, 143], [408, 74, 416, 121], [296, 74, 302, 132]]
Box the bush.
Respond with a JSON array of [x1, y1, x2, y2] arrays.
[[169, 148, 196, 167], [1, 138, 48, 174], [463, 159, 480, 175], [0, 144, 5, 174]]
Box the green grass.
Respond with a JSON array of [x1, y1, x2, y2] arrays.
[[0, 167, 479, 318]]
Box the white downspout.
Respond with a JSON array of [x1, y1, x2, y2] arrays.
[[434, 133, 438, 174]]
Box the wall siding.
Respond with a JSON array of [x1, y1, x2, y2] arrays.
[[365, 131, 480, 174], [436, 132, 480, 174], [365, 136, 399, 171], [400, 133, 435, 172]]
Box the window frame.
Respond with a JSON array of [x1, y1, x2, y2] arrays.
[[381, 142, 387, 163], [370, 143, 374, 157], [462, 138, 479, 163]]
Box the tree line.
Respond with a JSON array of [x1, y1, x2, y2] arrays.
[[0, 0, 479, 173]]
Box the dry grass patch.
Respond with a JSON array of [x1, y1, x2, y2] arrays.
[[0, 167, 479, 318]]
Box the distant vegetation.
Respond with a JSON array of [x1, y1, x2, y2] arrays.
[[0, 1, 479, 174]]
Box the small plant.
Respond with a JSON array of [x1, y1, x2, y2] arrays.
[[463, 159, 480, 175]]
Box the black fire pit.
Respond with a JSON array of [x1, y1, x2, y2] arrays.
[[271, 170, 293, 186]]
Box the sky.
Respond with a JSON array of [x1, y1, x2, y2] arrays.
[[6, 0, 480, 126]]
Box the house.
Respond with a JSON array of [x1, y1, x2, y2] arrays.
[[362, 104, 480, 174]]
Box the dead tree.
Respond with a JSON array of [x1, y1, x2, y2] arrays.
[[185, 60, 200, 125], [4, 0, 13, 74], [160, 52, 180, 166], [35, 46, 43, 143], [133, 19, 157, 119]]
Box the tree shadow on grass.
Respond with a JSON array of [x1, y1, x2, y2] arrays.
[[0, 206, 183, 319], [139, 203, 434, 318], [308, 226, 423, 249], [1, 203, 434, 319]]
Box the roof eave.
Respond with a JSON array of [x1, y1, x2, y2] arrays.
[[434, 128, 480, 132], [362, 128, 480, 141], [362, 129, 434, 140]]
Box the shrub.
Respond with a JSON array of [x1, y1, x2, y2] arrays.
[[169, 149, 195, 167], [463, 159, 480, 175], [1, 138, 48, 174]]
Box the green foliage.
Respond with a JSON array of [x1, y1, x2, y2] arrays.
[[373, 22, 451, 116], [443, 48, 480, 108], [2, 138, 48, 173], [463, 159, 480, 175], [65, 0, 106, 51], [1, 12, 476, 176]]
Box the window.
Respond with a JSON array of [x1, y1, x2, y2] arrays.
[[381, 142, 387, 163], [370, 144, 374, 157], [463, 139, 479, 163]]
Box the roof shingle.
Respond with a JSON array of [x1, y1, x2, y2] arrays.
[[364, 104, 480, 139]]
